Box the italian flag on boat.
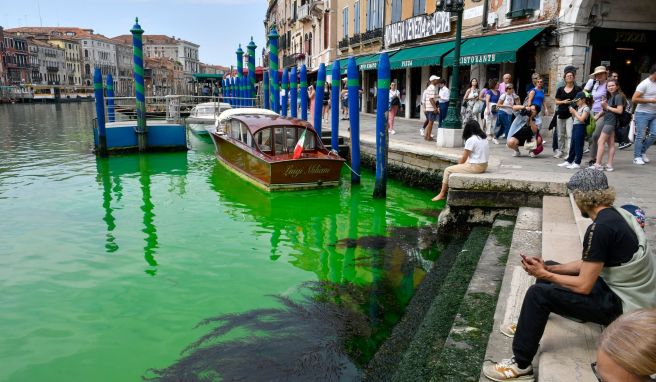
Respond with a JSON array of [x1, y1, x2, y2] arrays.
[[293, 129, 306, 159]]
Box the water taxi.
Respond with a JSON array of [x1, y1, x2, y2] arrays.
[[186, 101, 231, 135], [210, 108, 345, 191]]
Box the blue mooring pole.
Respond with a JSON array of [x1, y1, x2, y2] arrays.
[[330, 60, 340, 151], [241, 76, 247, 109], [236, 44, 244, 107], [290, 67, 298, 118], [106, 73, 115, 122], [347, 57, 360, 184], [281, 68, 288, 116], [247, 38, 257, 107], [231, 77, 236, 107], [314, 63, 325, 137], [268, 28, 280, 113], [94, 68, 107, 157], [374, 53, 390, 198], [263, 71, 270, 110], [130, 17, 147, 152], [300, 64, 308, 120]]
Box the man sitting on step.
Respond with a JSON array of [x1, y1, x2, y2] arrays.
[[482, 168, 656, 382]]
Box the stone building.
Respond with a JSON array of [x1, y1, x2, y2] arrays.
[[144, 57, 185, 96], [2, 31, 31, 85], [45, 37, 83, 86], [29, 39, 66, 85], [113, 42, 134, 96], [0, 27, 5, 85]]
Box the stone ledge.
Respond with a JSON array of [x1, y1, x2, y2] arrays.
[[448, 171, 570, 196]]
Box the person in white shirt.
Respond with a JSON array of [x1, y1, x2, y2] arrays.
[[388, 82, 401, 135], [432, 120, 489, 202], [422, 75, 440, 141], [438, 79, 450, 126], [631, 64, 656, 165]]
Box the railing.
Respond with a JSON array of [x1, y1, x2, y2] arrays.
[[349, 34, 361, 45], [338, 38, 349, 50], [298, 4, 311, 21], [361, 28, 383, 44]]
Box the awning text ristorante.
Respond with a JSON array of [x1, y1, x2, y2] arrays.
[[384, 11, 451, 48]]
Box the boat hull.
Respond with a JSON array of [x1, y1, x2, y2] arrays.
[[210, 133, 344, 191]]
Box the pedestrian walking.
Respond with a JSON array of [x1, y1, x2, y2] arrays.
[[557, 91, 590, 169], [484, 78, 500, 141], [308, 84, 316, 121], [420, 81, 431, 136], [388, 82, 401, 135], [462, 78, 480, 123], [591, 79, 625, 172], [631, 64, 656, 165], [585, 65, 609, 165], [422, 75, 440, 141], [322, 86, 330, 123], [340, 80, 349, 120], [554, 69, 582, 158]]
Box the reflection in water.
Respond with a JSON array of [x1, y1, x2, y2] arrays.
[[95, 153, 189, 275]]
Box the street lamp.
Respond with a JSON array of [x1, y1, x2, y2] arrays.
[[437, 0, 465, 147]]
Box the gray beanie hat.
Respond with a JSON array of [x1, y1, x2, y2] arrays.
[[567, 168, 609, 192]]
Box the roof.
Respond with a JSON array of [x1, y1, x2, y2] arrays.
[[6, 27, 114, 43], [28, 39, 64, 50]]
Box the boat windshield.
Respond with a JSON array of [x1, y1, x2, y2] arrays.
[[253, 126, 317, 156], [194, 106, 216, 117]]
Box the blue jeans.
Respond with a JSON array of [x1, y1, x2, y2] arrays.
[[633, 112, 656, 158], [566, 124, 586, 164], [496, 111, 512, 138], [438, 102, 449, 125]]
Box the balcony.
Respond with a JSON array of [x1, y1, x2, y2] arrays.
[[361, 28, 383, 44], [47, 66, 59, 72], [298, 4, 311, 21], [338, 38, 349, 50], [349, 34, 361, 46], [282, 53, 308, 68]]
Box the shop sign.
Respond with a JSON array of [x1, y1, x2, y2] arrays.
[[460, 54, 497, 65], [384, 11, 451, 48], [614, 31, 647, 44], [360, 62, 378, 70]]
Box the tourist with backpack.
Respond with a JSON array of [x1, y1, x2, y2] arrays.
[[557, 91, 590, 169], [591, 80, 625, 172]]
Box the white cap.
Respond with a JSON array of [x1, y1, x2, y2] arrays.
[[429, 75, 440, 81]]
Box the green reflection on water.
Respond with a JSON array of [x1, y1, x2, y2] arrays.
[[0, 103, 449, 382]]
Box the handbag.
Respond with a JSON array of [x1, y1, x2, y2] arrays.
[[490, 104, 499, 113], [472, 100, 483, 114], [391, 96, 401, 106]]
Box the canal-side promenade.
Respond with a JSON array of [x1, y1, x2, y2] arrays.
[[334, 113, 656, 244]]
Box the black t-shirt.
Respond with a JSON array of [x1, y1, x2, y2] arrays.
[[603, 93, 625, 128], [555, 85, 582, 118], [582, 208, 638, 266]]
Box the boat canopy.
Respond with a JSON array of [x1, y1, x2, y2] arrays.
[[217, 108, 279, 125]]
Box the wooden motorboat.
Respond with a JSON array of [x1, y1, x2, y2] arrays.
[[186, 102, 231, 135], [209, 108, 345, 191]]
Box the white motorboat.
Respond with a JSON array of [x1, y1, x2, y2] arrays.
[[186, 102, 231, 135]]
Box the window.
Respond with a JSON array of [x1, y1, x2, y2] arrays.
[[367, 0, 383, 30], [391, 0, 402, 22], [230, 120, 241, 140], [354, 1, 361, 34], [342, 7, 349, 39], [413, 0, 425, 16], [508, 0, 540, 17]]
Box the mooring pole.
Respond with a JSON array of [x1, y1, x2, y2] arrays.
[[300, 64, 308, 120], [314, 63, 326, 137], [236, 44, 244, 108], [330, 60, 340, 151], [94, 68, 107, 157], [263, 71, 270, 110], [347, 57, 360, 184], [106, 73, 115, 123], [373, 53, 390, 198], [290, 67, 298, 118], [268, 28, 280, 113], [130, 17, 147, 152], [281, 68, 288, 116], [247, 37, 256, 107]]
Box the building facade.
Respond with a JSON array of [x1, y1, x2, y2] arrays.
[[30, 39, 66, 85], [46, 38, 83, 86], [114, 42, 134, 96], [3, 32, 31, 85], [144, 57, 185, 96]]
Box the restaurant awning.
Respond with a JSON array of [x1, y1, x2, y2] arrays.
[[443, 28, 544, 66], [193, 73, 224, 81], [327, 54, 379, 74], [388, 40, 455, 69]]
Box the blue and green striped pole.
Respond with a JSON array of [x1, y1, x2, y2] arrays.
[[331, 60, 341, 151], [247, 37, 256, 107], [348, 57, 360, 184], [106, 73, 115, 122], [230, 77, 235, 107], [130, 17, 147, 152], [281, 68, 288, 116], [290, 67, 298, 118], [93, 68, 107, 156], [268, 28, 280, 113], [263, 71, 270, 110], [300, 64, 308, 120], [374, 53, 390, 198], [314, 63, 326, 137], [236, 44, 243, 107]]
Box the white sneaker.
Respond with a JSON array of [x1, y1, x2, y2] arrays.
[[482, 358, 534, 381], [583, 147, 590, 154], [567, 163, 581, 169], [500, 134, 506, 139], [389, 129, 396, 135], [553, 150, 562, 158], [642, 154, 650, 163], [512, 150, 521, 157], [420, 128, 425, 136], [492, 138, 499, 145], [634, 157, 646, 165], [557, 161, 571, 167]]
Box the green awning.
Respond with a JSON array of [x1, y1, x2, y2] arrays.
[[443, 28, 544, 66], [327, 54, 378, 74], [358, 54, 381, 71], [193, 73, 224, 80], [389, 41, 455, 69]]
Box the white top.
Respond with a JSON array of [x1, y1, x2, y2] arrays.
[[635, 77, 656, 114], [438, 86, 450, 103], [424, 85, 437, 112], [389, 89, 400, 103], [498, 92, 515, 113], [465, 135, 490, 164]]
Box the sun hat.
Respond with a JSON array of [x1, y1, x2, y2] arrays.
[[590, 65, 608, 76], [429, 75, 440, 81], [567, 168, 609, 192]]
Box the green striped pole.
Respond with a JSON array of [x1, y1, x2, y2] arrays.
[[247, 37, 256, 107], [268, 28, 279, 113], [130, 17, 147, 151], [236, 44, 243, 107]]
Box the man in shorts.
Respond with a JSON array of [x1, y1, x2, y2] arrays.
[[422, 75, 440, 141]]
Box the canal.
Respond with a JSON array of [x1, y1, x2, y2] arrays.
[[0, 103, 457, 381]]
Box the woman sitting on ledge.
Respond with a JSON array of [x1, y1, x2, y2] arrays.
[[432, 120, 489, 202]]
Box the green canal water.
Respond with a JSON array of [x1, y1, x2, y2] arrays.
[[0, 103, 452, 381]]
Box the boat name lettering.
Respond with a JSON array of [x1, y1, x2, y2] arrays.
[[283, 164, 331, 178]]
